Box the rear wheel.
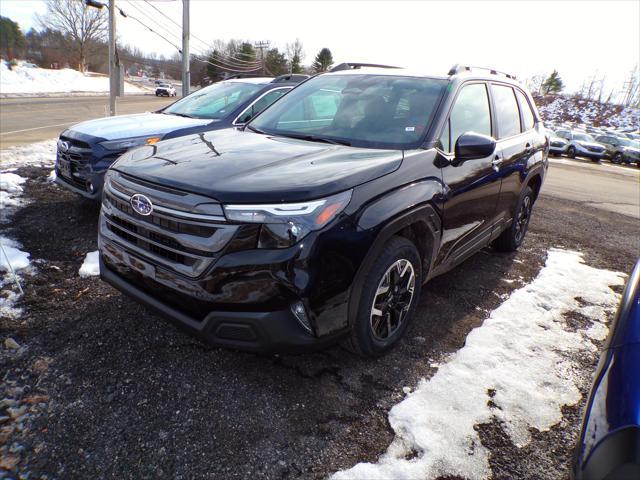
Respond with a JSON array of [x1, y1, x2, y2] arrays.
[[493, 186, 534, 252], [345, 236, 422, 357], [567, 146, 576, 158]]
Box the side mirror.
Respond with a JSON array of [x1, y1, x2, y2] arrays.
[[454, 132, 496, 161]]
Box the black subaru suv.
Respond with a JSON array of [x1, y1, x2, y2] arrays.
[[98, 64, 548, 357]]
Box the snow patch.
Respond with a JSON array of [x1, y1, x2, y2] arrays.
[[79, 251, 100, 278], [0, 139, 57, 170], [0, 236, 32, 320], [332, 249, 625, 480], [0, 63, 147, 96]]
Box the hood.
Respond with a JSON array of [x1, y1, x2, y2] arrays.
[[112, 128, 403, 203], [624, 146, 640, 154], [69, 112, 212, 140], [550, 135, 567, 143]]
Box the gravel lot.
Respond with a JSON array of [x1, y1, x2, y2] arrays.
[[1, 162, 638, 479]]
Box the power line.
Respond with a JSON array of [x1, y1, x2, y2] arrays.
[[192, 55, 261, 73], [138, 0, 262, 66], [116, 4, 182, 53]]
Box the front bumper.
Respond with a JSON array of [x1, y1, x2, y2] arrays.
[[100, 257, 344, 352], [574, 145, 606, 159], [55, 168, 105, 200]]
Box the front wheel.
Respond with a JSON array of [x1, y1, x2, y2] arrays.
[[345, 236, 422, 357], [567, 146, 576, 158], [493, 186, 535, 252], [614, 153, 623, 164]]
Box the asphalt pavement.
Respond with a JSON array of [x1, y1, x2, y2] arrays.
[[0, 95, 175, 148]]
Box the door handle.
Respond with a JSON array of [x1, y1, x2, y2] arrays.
[[491, 156, 503, 172]]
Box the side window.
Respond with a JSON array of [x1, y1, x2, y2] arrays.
[[236, 88, 289, 124], [447, 83, 491, 152], [492, 85, 521, 139], [556, 130, 570, 140], [515, 90, 535, 131]]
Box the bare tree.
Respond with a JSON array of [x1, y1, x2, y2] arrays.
[[37, 0, 107, 72], [525, 74, 545, 95], [285, 38, 304, 74], [621, 65, 640, 107]]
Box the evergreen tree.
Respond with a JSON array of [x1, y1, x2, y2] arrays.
[[238, 42, 256, 63], [0, 16, 26, 59], [265, 48, 288, 76], [542, 70, 564, 95], [312, 48, 333, 73], [290, 53, 303, 74], [206, 50, 223, 81]]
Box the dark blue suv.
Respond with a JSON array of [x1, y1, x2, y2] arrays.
[[55, 75, 307, 200]]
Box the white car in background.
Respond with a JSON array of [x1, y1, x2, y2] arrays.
[[554, 129, 606, 162], [155, 83, 177, 97]]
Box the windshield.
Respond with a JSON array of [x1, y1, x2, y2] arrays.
[[616, 137, 632, 146], [573, 133, 595, 142], [164, 81, 262, 119], [249, 74, 448, 149]]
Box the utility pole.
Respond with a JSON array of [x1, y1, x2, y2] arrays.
[[85, 0, 117, 116], [108, 0, 117, 115], [182, 0, 190, 98], [254, 41, 269, 76]]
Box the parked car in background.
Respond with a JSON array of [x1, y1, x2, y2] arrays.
[[573, 260, 640, 480], [545, 127, 569, 155], [555, 129, 606, 162], [98, 64, 547, 356], [595, 134, 640, 165], [55, 75, 307, 200], [155, 83, 177, 97]]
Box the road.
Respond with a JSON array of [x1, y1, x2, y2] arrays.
[[1, 95, 638, 219], [544, 157, 639, 218], [0, 95, 174, 148]]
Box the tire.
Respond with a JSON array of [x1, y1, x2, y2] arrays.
[[567, 146, 576, 158], [493, 186, 535, 252], [614, 153, 623, 164], [344, 236, 422, 357]]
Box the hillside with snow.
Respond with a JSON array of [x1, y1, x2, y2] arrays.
[[0, 62, 149, 97], [534, 94, 639, 129]]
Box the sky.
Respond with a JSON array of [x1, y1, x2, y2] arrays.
[[2, 0, 639, 98]]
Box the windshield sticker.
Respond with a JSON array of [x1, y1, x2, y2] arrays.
[[405, 126, 416, 132]]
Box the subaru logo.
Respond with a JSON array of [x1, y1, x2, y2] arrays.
[[58, 140, 70, 152], [130, 194, 153, 216]]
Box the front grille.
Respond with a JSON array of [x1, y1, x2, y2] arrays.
[[100, 173, 237, 278], [57, 136, 94, 189]]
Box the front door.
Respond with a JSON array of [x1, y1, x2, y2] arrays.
[[436, 82, 502, 268]]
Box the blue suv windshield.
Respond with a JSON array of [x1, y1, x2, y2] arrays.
[[250, 74, 448, 149], [164, 81, 262, 119]]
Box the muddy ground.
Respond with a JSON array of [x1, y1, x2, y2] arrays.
[[1, 165, 638, 480]]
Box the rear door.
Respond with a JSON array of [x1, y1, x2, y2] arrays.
[[437, 82, 502, 267], [489, 84, 542, 235]]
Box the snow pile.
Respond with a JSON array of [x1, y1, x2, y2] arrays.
[[0, 236, 32, 319], [79, 251, 100, 278], [535, 94, 640, 129], [0, 140, 57, 170], [332, 249, 625, 480], [0, 172, 27, 208], [0, 62, 147, 96]]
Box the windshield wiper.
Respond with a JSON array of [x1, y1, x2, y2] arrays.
[[279, 132, 351, 146], [166, 112, 195, 118], [245, 124, 266, 134]]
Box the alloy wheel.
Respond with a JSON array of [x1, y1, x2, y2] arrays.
[[514, 195, 532, 243], [370, 259, 416, 340]]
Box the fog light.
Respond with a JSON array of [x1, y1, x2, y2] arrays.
[[87, 181, 95, 194], [291, 301, 312, 334]]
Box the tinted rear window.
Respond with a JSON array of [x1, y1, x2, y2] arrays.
[[492, 85, 521, 139]]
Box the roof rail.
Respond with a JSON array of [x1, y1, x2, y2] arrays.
[[329, 62, 401, 72], [271, 74, 310, 83], [448, 64, 518, 80], [225, 73, 266, 80]]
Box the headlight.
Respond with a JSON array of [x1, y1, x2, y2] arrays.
[[224, 190, 352, 248], [99, 135, 162, 150]]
